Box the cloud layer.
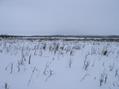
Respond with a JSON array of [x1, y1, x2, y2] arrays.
[[0, 0, 119, 35]]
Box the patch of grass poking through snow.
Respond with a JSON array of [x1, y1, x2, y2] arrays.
[[0, 37, 119, 89]]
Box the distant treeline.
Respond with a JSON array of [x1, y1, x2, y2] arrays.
[[0, 34, 119, 38], [0, 34, 119, 42], [0, 34, 17, 38]]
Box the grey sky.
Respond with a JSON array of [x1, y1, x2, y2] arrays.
[[0, 0, 119, 35]]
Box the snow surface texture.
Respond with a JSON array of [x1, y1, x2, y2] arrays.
[[0, 38, 119, 89]]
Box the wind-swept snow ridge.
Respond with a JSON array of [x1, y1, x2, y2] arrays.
[[0, 36, 119, 89]]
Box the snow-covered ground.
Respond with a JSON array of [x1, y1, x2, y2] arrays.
[[0, 37, 119, 89]]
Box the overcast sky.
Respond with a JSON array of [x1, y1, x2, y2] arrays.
[[0, 0, 119, 35]]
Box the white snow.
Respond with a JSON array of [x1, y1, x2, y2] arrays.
[[0, 38, 119, 89]]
